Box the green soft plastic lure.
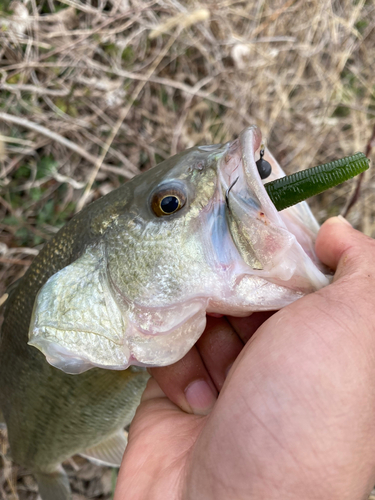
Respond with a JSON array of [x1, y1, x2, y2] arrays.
[[264, 152, 370, 211]]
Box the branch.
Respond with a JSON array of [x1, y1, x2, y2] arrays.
[[341, 123, 375, 217], [0, 112, 134, 179]]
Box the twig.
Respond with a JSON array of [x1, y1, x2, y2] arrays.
[[49, 0, 108, 15], [0, 139, 50, 180], [80, 128, 139, 175], [149, 8, 209, 39], [0, 257, 33, 266], [0, 112, 133, 178], [39, 11, 139, 62], [0, 60, 252, 123], [0, 134, 35, 146], [76, 27, 183, 212], [88, 61, 246, 116], [3, 247, 39, 256], [0, 293, 9, 307], [341, 123, 375, 217]]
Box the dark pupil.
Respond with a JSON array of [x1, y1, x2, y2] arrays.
[[161, 196, 179, 214]]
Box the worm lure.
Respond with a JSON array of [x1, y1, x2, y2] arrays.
[[264, 152, 370, 211]]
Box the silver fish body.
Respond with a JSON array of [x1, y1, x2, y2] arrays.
[[0, 126, 329, 499]]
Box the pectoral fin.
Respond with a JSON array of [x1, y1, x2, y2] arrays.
[[35, 467, 71, 500], [79, 430, 128, 467]]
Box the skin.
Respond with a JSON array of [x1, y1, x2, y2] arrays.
[[115, 216, 375, 500]]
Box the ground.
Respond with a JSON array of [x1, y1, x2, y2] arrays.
[[0, 0, 375, 498]]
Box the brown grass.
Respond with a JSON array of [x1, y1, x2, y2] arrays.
[[0, 0, 375, 498]]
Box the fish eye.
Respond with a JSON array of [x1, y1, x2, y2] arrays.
[[151, 185, 187, 217]]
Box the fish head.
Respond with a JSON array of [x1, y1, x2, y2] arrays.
[[28, 126, 330, 373]]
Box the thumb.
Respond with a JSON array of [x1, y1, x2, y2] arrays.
[[316, 216, 375, 279]]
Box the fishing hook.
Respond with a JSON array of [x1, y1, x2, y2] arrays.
[[225, 176, 239, 210]]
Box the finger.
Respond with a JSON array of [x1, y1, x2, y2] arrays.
[[195, 316, 244, 391], [141, 376, 166, 403], [316, 216, 375, 279], [228, 311, 276, 343], [149, 345, 217, 416]]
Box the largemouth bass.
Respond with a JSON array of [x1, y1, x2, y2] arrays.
[[0, 126, 329, 499]]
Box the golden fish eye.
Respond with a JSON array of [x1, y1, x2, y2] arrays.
[[151, 187, 186, 217]]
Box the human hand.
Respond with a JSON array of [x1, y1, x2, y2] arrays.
[[114, 217, 375, 500]]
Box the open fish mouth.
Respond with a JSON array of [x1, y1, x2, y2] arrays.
[[203, 126, 329, 305], [28, 126, 330, 374], [219, 127, 323, 270]]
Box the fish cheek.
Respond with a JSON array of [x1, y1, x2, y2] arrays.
[[28, 173, 222, 373], [104, 217, 188, 305]]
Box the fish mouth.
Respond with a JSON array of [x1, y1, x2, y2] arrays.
[[220, 126, 284, 229], [218, 126, 323, 270]]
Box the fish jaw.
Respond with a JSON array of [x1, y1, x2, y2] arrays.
[[28, 243, 210, 374]]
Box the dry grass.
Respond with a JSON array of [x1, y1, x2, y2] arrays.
[[0, 0, 374, 498]]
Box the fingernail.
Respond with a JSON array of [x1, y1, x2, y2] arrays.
[[327, 215, 352, 227], [185, 380, 217, 415], [337, 215, 352, 226]]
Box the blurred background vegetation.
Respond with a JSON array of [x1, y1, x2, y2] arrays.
[[0, 0, 374, 498]]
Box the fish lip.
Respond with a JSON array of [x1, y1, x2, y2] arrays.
[[219, 126, 263, 195], [238, 126, 264, 194], [239, 126, 262, 158], [221, 126, 283, 221]]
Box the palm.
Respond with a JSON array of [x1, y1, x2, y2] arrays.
[[115, 311, 277, 498]]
